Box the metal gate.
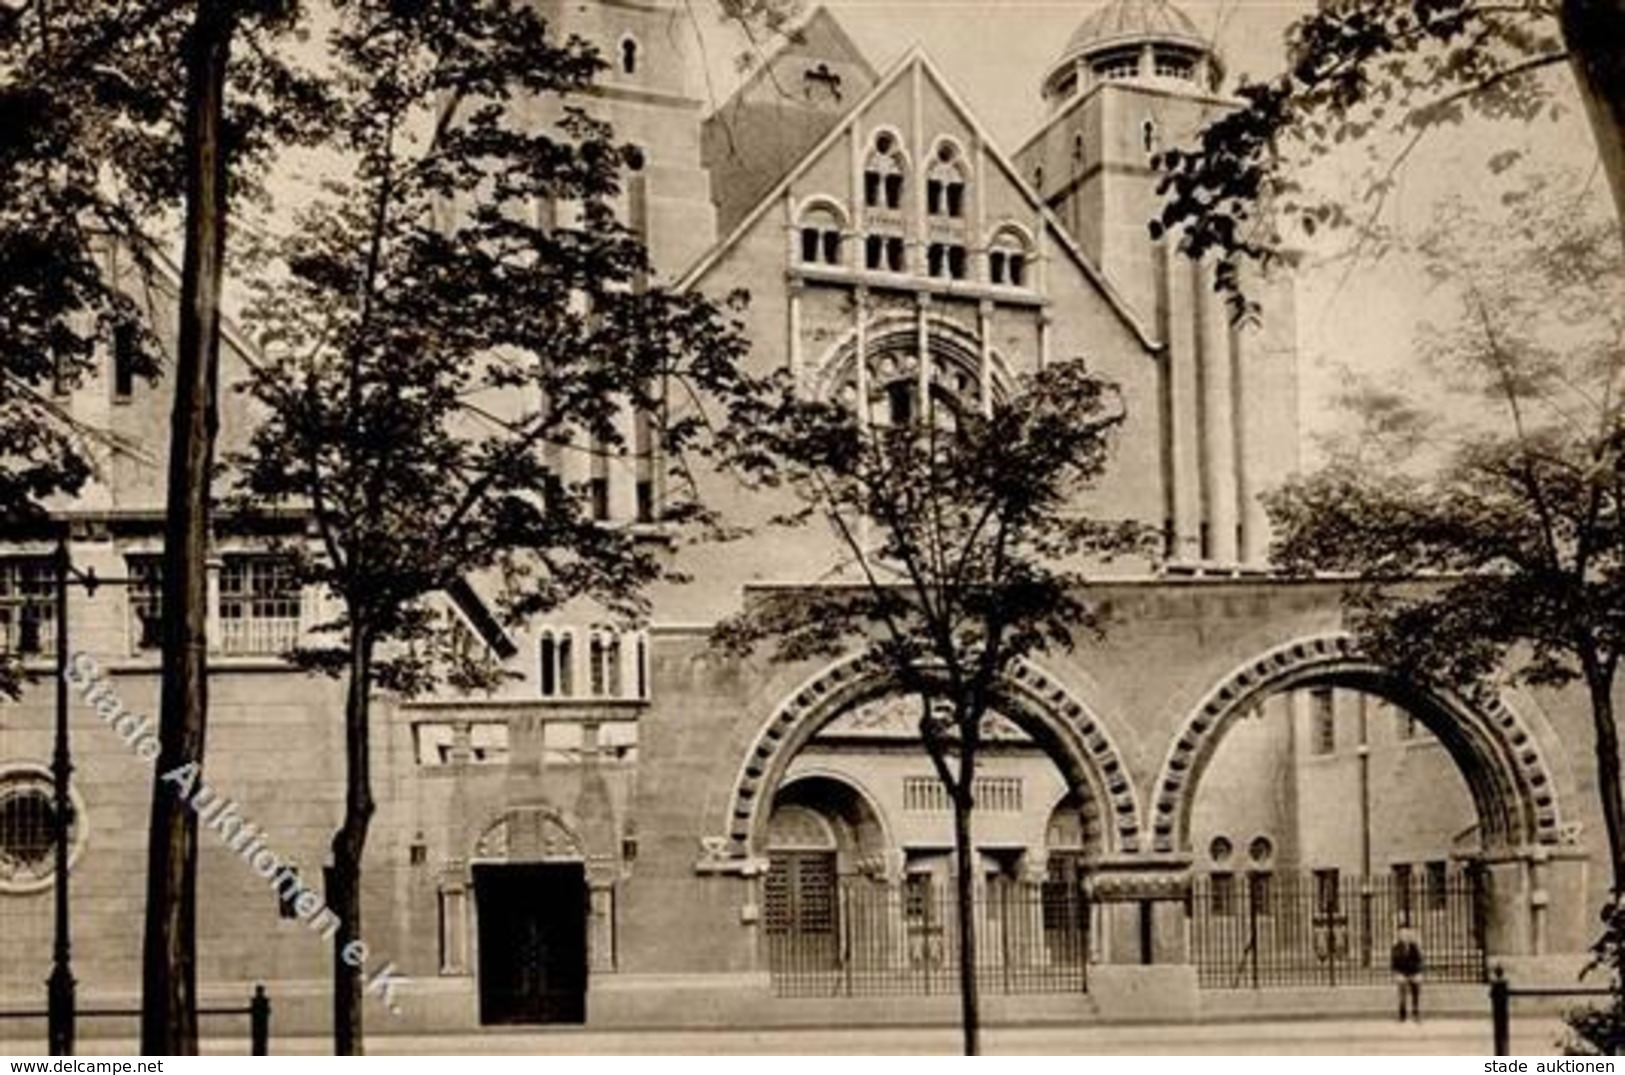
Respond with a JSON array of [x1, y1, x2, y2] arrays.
[[765, 876, 1089, 997], [1190, 868, 1486, 988]]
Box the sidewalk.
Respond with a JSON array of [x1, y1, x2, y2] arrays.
[[6, 1015, 1573, 1056]]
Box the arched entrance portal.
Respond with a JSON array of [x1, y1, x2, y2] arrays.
[[470, 806, 588, 1024], [738, 656, 1133, 997], [1153, 635, 1573, 988]]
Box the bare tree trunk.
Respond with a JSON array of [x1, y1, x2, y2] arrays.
[[1560, 0, 1625, 242], [140, 0, 230, 1055], [951, 790, 980, 1057], [330, 631, 375, 1055], [1581, 658, 1625, 899]]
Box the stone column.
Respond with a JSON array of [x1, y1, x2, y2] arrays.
[[978, 300, 994, 416], [1160, 242, 1202, 560], [1481, 854, 1532, 961], [587, 868, 618, 973], [1198, 258, 1238, 563], [788, 280, 804, 389], [205, 554, 222, 652], [915, 294, 931, 416], [854, 289, 871, 430], [439, 876, 471, 975]]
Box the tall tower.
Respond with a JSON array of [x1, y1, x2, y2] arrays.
[[1016, 0, 1226, 317], [527, 0, 719, 277], [1016, 0, 1298, 568]]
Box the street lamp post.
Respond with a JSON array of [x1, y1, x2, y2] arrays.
[[46, 537, 75, 1056], [44, 534, 112, 1057]]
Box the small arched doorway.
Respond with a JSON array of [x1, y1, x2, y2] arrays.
[[471, 806, 588, 1024]]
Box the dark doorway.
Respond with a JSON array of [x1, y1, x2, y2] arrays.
[[474, 861, 587, 1024]]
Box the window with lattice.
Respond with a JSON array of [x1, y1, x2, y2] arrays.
[[128, 557, 162, 652], [0, 559, 55, 657], [219, 556, 301, 655]]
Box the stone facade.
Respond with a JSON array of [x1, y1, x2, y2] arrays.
[[0, 0, 1617, 1038]]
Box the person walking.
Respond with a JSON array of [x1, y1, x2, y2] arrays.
[[1391, 921, 1424, 1022]]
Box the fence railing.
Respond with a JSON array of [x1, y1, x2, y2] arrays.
[[1190, 871, 1487, 989], [0, 984, 270, 1055], [765, 879, 1088, 998]]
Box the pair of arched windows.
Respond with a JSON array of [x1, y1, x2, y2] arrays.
[[987, 229, 1030, 287], [926, 143, 966, 219], [539, 625, 650, 700], [799, 205, 843, 267], [863, 132, 907, 210]]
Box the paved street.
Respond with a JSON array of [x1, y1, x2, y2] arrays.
[[8, 1016, 1574, 1056]]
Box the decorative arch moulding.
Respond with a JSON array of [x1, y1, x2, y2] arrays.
[[1147, 633, 1565, 856], [710, 652, 1144, 870]]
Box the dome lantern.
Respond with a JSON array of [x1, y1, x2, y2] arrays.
[[1042, 0, 1224, 109]]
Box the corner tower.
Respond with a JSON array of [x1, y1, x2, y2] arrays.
[[1016, 0, 1298, 568], [1016, 0, 1226, 314], [527, 0, 719, 276]]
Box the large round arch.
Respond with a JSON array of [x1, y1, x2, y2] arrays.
[[721, 652, 1142, 861], [807, 314, 1017, 410], [1148, 634, 1567, 856]]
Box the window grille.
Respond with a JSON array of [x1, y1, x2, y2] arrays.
[[903, 775, 1021, 812]]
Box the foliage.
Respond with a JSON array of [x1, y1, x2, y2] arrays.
[[232, 0, 762, 1050], [717, 360, 1148, 691], [1562, 900, 1625, 1055], [1265, 167, 1625, 903], [1270, 166, 1623, 694], [0, 0, 324, 701], [0, 0, 324, 510], [716, 358, 1149, 1054], [236, 0, 761, 691], [1149, 0, 1617, 307]]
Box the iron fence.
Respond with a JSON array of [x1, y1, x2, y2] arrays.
[[765, 878, 1089, 997], [1190, 869, 1487, 989]]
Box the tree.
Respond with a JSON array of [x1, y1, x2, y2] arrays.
[[136, 1, 317, 1053], [0, 1, 176, 696], [1265, 167, 1625, 934], [716, 361, 1148, 1055], [1152, 0, 1625, 307], [231, 0, 758, 1052], [0, 0, 320, 1050]]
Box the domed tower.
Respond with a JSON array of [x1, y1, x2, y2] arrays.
[[1039, 0, 1223, 111], [1016, 0, 1229, 305], [1015, 0, 1297, 569]]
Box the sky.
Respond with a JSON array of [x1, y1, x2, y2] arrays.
[[683, 0, 1611, 458]]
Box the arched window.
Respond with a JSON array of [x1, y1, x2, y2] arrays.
[[539, 627, 575, 698], [926, 243, 967, 281], [797, 203, 845, 267], [863, 132, 906, 211], [926, 143, 966, 219], [619, 37, 638, 75], [987, 227, 1032, 288]]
